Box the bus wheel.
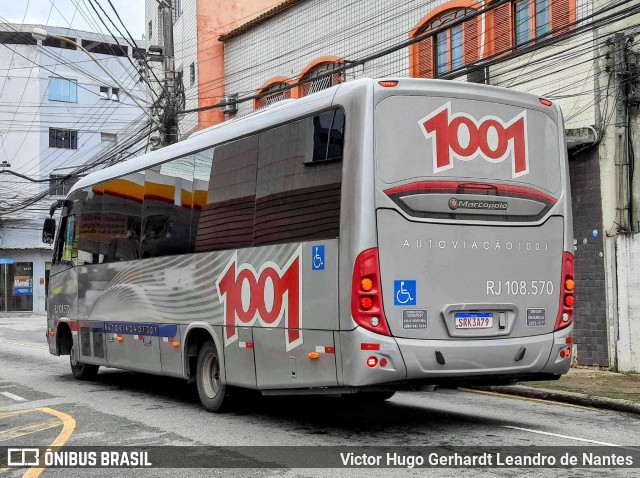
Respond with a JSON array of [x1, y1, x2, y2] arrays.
[[196, 341, 230, 412], [70, 346, 99, 380]]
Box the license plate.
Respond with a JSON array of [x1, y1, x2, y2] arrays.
[[455, 313, 493, 329]]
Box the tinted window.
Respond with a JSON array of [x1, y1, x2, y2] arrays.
[[193, 137, 258, 252], [99, 173, 144, 262], [53, 215, 76, 264], [49, 128, 78, 149], [76, 188, 102, 265], [140, 156, 195, 258], [254, 111, 343, 246], [311, 109, 344, 162]]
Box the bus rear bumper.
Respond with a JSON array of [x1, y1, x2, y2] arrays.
[[340, 326, 572, 387], [396, 326, 572, 380]]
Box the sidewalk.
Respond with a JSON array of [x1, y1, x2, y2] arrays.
[[476, 368, 640, 415]]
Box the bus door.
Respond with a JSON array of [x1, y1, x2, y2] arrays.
[[48, 211, 79, 356], [373, 91, 569, 370]]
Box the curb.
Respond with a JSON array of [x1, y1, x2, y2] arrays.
[[470, 385, 640, 416]]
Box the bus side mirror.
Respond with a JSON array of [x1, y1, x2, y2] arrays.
[[42, 218, 56, 244]]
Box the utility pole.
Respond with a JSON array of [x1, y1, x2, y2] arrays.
[[147, 0, 179, 148], [161, 0, 179, 146], [611, 33, 632, 232]]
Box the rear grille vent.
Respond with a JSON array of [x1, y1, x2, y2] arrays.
[[92, 328, 104, 358], [80, 327, 91, 356]]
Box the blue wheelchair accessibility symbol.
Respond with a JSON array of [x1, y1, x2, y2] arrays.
[[394, 280, 416, 305], [312, 245, 325, 270]]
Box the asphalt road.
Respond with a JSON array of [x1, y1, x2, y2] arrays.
[[0, 316, 639, 477]]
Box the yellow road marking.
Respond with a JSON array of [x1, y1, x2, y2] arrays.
[[461, 388, 599, 412], [0, 409, 35, 420], [21, 407, 77, 478], [0, 407, 78, 478], [0, 420, 61, 442]]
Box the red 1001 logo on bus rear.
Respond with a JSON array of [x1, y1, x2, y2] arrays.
[[216, 246, 302, 351], [419, 102, 529, 178]]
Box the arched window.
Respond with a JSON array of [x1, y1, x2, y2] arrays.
[[486, 0, 576, 56], [297, 57, 344, 97], [254, 78, 293, 110], [410, 2, 481, 79]]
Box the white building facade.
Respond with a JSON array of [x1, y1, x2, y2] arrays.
[[144, 0, 199, 137], [0, 23, 147, 314]]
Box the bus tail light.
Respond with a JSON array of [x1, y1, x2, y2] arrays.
[[351, 248, 391, 336], [555, 252, 574, 331], [378, 80, 398, 88]]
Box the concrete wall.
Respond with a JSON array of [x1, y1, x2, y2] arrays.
[[616, 235, 640, 372], [172, 0, 199, 136], [591, 0, 640, 371]]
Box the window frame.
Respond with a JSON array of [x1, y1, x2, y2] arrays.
[[514, 0, 551, 48], [409, 2, 481, 79], [297, 57, 345, 98], [48, 128, 78, 150], [48, 77, 78, 103]]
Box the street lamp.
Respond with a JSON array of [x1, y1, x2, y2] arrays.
[[31, 27, 161, 130]]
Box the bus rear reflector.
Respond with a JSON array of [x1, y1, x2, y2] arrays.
[[361, 343, 381, 351], [555, 252, 574, 331], [351, 248, 391, 336]]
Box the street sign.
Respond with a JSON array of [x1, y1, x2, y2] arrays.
[[0, 258, 14, 265]]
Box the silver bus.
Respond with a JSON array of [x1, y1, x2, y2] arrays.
[[45, 78, 574, 412]]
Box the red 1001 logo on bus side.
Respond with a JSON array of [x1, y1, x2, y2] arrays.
[[216, 247, 302, 351], [419, 102, 529, 178]]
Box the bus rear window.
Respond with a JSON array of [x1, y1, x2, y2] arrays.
[[375, 96, 561, 195]]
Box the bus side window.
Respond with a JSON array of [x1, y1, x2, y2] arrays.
[[53, 215, 76, 265], [311, 108, 344, 163], [53, 216, 67, 264], [76, 187, 102, 265], [61, 215, 76, 263], [99, 174, 143, 263], [193, 138, 258, 253], [140, 156, 195, 258], [253, 109, 343, 246]]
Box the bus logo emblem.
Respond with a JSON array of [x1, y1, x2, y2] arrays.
[[448, 197, 508, 211], [419, 102, 529, 179], [216, 246, 303, 351]]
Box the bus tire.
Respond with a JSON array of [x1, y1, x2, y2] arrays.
[[70, 346, 99, 380], [196, 341, 230, 413]]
